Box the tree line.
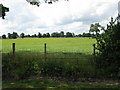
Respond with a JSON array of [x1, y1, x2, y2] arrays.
[[1, 31, 96, 39]]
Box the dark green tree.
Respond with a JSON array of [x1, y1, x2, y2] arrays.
[[82, 33, 91, 37], [11, 32, 18, 39], [2, 34, 6, 39], [0, 4, 9, 19], [38, 32, 42, 38], [43, 33, 47, 38], [20, 33, 25, 38], [89, 17, 120, 78], [8, 33, 12, 39], [51, 32, 60, 37], [60, 31, 64, 37], [77, 34, 82, 37], [46, 33, 50, 37], [32, 34, 37, 37], [25, 34, 31, 37], [72, 33, 75, 37], [89, 23, 104, 39], [66, 32, 73, 37]]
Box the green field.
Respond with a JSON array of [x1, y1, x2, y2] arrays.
[[2, 38, 120, 88], [2, 37, 96, 54]]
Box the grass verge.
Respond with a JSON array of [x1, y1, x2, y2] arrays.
[[2, 78, 120, 89]]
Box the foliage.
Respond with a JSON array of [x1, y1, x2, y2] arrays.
[[60, 31, 64, 37], [89, 17, 120, 78], [2, 34, 6, 39], [20, 33, 25, 39], [38, 32, 42, 38], [7, 32, 18, 39], [26, 0, 69, 6], [46, 33, 50, 37], [26, 0, 40, 7], [82, 33, 92, 37], [51, 32, 61, 37], [0, 4, 9, 19], [2, 51, 95, 80], [1, 31, 97, 38], [89, 23, 104, 39], [20, 33, 25, 38], [43, 33, 47, 38], [66, 32, 74, 37], [8, 33, 12, 39], [31, 34, 37, 37]]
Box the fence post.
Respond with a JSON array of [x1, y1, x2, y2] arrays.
[[44, 43, 47, 60], [93, 44, 96, 55], [44, 43, 46, 54], [12, 43, 15, 55]]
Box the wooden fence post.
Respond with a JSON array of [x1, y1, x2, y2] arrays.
[[44, 43, 46, 54], [12, 43, 15, 55], [44, 43, 47, 60], [93, 44, 96, 55]]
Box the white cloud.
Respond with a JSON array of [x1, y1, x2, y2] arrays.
[[0, 0, 119, 35]]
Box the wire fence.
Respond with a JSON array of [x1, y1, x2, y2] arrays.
[[9, 43, 96, 55]]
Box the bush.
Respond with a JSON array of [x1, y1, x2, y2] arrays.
[[89, 17, 120, 78]]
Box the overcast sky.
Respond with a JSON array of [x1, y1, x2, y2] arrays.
[[0, 0, 119, 35]]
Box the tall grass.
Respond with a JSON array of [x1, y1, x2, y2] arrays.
[[2, 51, 96, 80]]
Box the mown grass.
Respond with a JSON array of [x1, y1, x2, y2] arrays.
[[2, 38, 96, 54]]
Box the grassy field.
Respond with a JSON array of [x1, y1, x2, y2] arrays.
[[1, 37, 96, 54], [2, 38, 120, 88]]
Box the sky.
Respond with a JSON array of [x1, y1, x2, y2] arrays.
[[0, 0, 119, 35]]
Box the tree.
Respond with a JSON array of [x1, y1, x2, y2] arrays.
[[43, 33, 47, 38], [38, 32, 42, 38], [66, 32, 73, 37], [0, 4, 9, 19], [46, 33, 50, 37], [20, 33, 25, 38], [89, 17, 120, 78], [12, 32, 19, 39], [72, 33, 75, 37], [77, 34, 82, 37], [89, 23, 104, 39], [82, 33, 91, 37], [60, 31, 64, 37], [25, 34, 31, 37], [2, 34, 6, 39], [8, 33, 12, 39], [8, 32, 17, 39], [32, 34, 37, 37], [51, 32, 60, 37]]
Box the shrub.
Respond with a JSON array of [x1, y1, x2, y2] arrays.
[[89, 17, 120, 78]]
